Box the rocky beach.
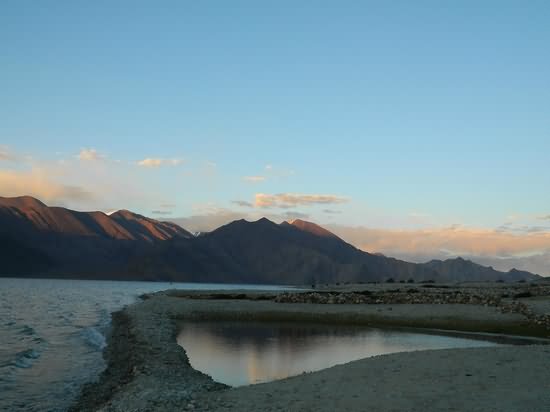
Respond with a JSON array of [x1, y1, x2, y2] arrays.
[[71, 282, 550, 412]]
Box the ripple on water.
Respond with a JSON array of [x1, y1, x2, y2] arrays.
[[14, 349, 41, 369], [18, 325, 36, 336], [1, 278, 291, 412]]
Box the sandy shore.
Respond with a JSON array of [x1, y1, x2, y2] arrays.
[[71, 285, 550, 412]]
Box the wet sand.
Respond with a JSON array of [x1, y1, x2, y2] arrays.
[[71, 285, 550, 412]]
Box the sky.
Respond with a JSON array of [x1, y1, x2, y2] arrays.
[[1, 1, 550, 274]]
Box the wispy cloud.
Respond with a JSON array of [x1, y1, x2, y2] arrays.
[[232, 200, 254, 208], [137, 158, 183, 168], [0, 146, 16, 162], [327, 224, 550, 259], [496, 223, 550, 234], [321, 224, 550, 276], [537, 215, 550, 221], [78, 148, 104, 161], [255, 193, 349, 209], [151, 210, 173, 216], [243, 176, 266, 183], [280, 211, 309, 220], [0, 169, 94, 204], [323, 209, 342, 214]]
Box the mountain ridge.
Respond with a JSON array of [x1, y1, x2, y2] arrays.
[[0, 196, 540, 283]]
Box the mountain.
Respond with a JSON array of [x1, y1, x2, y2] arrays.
[[110, 210, 192, 241], [0, 196, 192, 278], [0, 196, 540, 283], [287, 219, 341, 239], [0, 196, 192, 241], [188, 217, 438, 284], [421, 257, 536, 283]]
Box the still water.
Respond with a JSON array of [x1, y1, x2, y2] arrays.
[[0, 278, 294, 412], [177, 320, 501, 387]]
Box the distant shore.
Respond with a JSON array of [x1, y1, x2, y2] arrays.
[[71, 283, 550, 412]]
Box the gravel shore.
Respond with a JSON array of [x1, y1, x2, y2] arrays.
[[71, 284, 550, 412]]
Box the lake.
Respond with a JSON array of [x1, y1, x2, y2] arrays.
[[177, 320, 501, 387], [0, 277, 294, 412]]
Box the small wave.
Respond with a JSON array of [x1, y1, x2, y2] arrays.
[[19, 325, 36, 336], [14, 349, 41, 369], [81, 327, 106, 350]]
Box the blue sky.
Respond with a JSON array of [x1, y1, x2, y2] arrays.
[[1, 1, 550, 273]]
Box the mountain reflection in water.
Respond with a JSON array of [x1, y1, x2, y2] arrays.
[[177, 321, 498, 387]]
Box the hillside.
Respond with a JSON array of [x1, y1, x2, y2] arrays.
[[0, 196, 540, 283]]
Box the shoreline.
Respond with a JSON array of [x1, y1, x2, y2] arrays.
[[71, 286, 550, 412]]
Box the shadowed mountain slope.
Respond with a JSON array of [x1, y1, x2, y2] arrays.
[[421, 257, 536, 283], [0, 197, 540, 283]]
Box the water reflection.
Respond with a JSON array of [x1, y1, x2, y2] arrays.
[[177, 321, 499, 387]]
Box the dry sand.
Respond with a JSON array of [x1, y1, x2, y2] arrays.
[[71, 286, 550, 412]]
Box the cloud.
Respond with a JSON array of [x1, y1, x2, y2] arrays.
[[159, 203, 176, 209], [0, 146, 16, 162], [323, 209, 342, 214], [496, 224, 550, 234], [137, 158, 183, 168], [78, 148, 103, 161], [326, 224, 550, 275], [255, 193, 349, 209], [538, 215, 550, 221], [280, 211, 310, 220], [243, 176, 266, 183], [232, 200, 254, 208], [151, 210, 172, 216], [0, 169, 94, 204]]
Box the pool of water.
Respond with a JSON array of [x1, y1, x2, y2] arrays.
[[177, 320, 501, 387]]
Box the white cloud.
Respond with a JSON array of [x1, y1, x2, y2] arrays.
[[255, 193, 349, 209], [78, 148, 103, 161], [137, 158, 183, 168]]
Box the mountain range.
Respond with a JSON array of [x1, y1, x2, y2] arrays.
[[0, 196, 539, 283]]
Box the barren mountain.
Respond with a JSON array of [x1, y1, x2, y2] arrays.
[[0, 196, 540, 283], [0, 196, 191, 241]]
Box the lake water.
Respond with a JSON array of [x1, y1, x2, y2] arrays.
[[177, 320, 501, 387], [0, 278, 293, 412]]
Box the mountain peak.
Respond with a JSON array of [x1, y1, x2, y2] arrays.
[[0, 195, 47, 209], [287, 219, 339, 239], [110, 209, 142, 219]]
